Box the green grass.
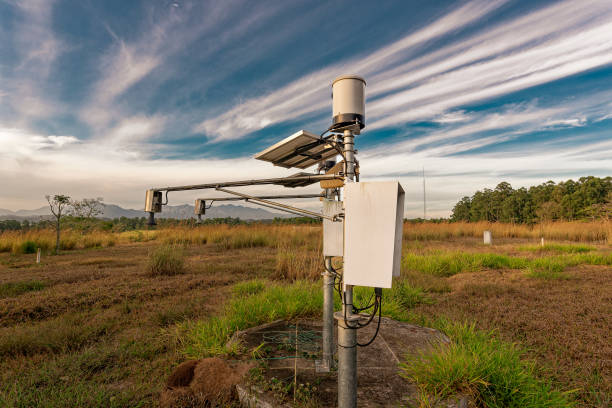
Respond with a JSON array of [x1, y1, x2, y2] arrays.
[[518, 243, 596, 253], [232, 279, 266, 296], [179, 277, 430, 358], [401, 321, 575, 408], [403, 251, 612, 278], [403, 252, 527, 277], [0, 280, 46, 298], [353, 280, 431, 321], [179, 280, 323, 358]]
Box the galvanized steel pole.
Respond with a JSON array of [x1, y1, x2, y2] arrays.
[[320, 250, 335, 372], [336, 128, 358, 408]]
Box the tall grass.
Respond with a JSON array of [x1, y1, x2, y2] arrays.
[[147, 244, 185, 276], [404, 221, 610, 243], [0, 230, 118, 254], [401, 321, 575, 407], [273, 241, 322, 281]]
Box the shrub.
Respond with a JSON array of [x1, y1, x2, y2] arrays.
[[19, 240, 37, 254], [147, 245, 185, 276]]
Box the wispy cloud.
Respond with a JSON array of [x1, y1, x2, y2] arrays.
[[197, 0, 612, 141], [195, 0, 508, 141], [1, 0, 66, 122]]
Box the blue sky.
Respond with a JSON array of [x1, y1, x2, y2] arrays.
[[0, 0, 611, 216]]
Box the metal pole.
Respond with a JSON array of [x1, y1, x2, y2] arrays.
[[318, 255, 335, 372], [336, 128, 358, 408], [318, 183, 337, 373]]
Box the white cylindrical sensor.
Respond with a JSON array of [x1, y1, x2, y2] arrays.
[[332, 75, 366, 129]]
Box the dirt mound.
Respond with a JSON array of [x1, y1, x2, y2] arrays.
[[161, 357, 251, 408], [166, 360, 199, 388]]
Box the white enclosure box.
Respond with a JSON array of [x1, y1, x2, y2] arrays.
[[323, 200, 343, 257], [343, 182, 405, 288]]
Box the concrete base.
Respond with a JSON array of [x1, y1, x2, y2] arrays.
[[230, 318, 467, 407]]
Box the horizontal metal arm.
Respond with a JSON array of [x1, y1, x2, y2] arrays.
[[153, 174, 341, 192], [216, 187, 334, 221], [246, 201, 320, 219], [197, 193, 324, 202]]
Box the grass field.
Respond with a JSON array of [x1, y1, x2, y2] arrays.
[[0, 222, 610, 407]]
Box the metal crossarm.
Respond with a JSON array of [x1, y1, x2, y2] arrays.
[[215, 187, 335, 221], [196, 193, 324, 202], [152, 173, 341, 193]]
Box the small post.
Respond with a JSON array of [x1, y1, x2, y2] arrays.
[[483, 230, 492, 245], [541, 237, 545, 247], [36, 248, 41, 264]]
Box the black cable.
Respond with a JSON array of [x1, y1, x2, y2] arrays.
[[354, 295, 378, 328], [357, 295, 382, 347], [352, 292, 375, 313]]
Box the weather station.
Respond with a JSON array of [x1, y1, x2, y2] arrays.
[[144, 75, 405, 408]]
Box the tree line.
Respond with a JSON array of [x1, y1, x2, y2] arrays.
[[451, 176, 611, 223]]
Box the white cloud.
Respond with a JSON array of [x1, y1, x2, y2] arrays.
[[105, 115, 167, 146], [1, 122, 609, 218]]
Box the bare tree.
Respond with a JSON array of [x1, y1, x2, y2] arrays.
[[46, 194, 71, 254], [70, 197, 105, 218]]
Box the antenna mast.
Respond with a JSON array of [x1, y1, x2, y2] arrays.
[[423, 166, 426, 220]]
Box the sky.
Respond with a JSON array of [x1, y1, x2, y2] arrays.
[[0, 0, 611, 217]]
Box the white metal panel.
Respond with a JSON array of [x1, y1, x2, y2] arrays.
[[343, 182, 404, 288], [323, 200, 343, 257]]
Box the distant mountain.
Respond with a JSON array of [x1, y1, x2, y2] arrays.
[[0, 203, 288, 221]]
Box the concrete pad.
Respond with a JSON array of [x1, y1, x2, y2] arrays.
[[231, 318, 463, 407]]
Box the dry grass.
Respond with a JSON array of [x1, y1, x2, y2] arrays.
[[272, 238, 322, 281], [404, 220, 611, 242], [0, 230, 118, 254]]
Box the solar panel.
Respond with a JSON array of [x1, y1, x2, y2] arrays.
[[254, 130, 339, 169]]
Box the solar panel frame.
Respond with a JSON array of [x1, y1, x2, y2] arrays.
[[254, 130, 339, 169]]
